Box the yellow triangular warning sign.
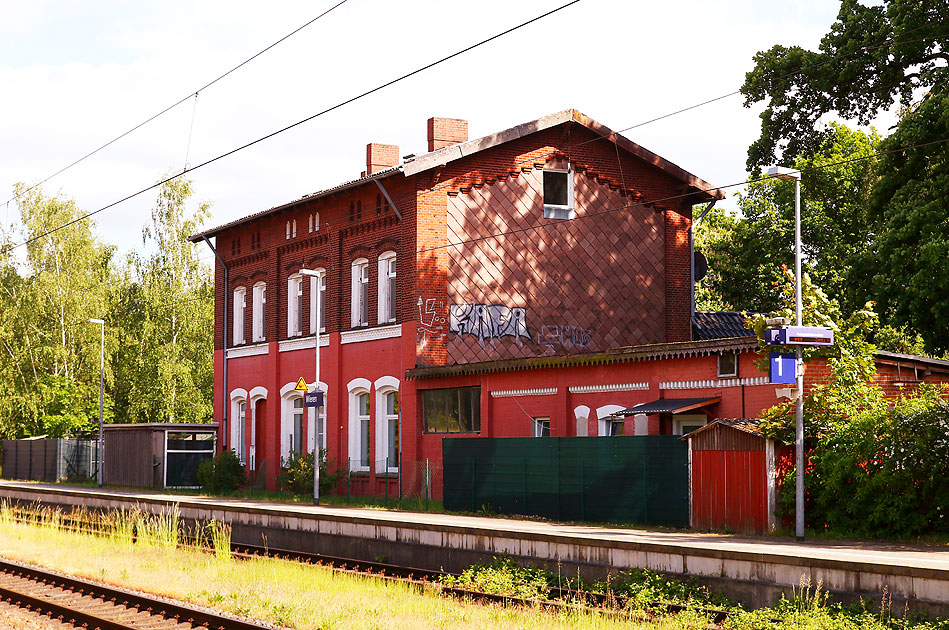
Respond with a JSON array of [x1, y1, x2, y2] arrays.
[[294, 377, 308, 391]]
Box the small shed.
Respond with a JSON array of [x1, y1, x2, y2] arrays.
[[103, 423, 217, 489], [682, 419, 777, 534]]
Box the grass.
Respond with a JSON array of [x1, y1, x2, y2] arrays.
[[1, 503, 946, 630], [0, 502, 697, 630]]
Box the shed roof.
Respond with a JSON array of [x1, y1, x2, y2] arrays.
[[189, 109, 724, 241], [103, 423, 219, 431], [613, 397, 720, 417], [679, 418, 763, 441]]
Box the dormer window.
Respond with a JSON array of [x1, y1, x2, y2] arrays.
[[543, 166, 575, 220]]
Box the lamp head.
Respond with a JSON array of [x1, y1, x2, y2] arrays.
[[766, 166, 800, 181], [87, 318, 105, 325]]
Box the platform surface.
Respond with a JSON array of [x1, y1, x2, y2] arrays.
[[2, 479, 946, 573]]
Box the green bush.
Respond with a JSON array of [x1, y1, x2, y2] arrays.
[[279, 449, 341, 496], [197, 450, 246, 494]]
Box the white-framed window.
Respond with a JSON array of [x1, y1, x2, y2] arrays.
[[351, 259, 369, 328], [252, 282, 266, 342], [718, 352, 738, 377], [291, 397, 304, 455], [292, 219, 297, 238], [347, 378, 372, 472], [237, 401, 247, 463], [308, 214, 314, 233], [596, 405, 626, 436], [378, 251, 397, 324], [543, 165, 575, 220], [674, 414, 706, 436], [286, 221, 291, 240], [287, 274, 303, 337], [374, 376, 400, 473], [232, 287, 246, 345], [229, 388, 248, 465], [309, 269, 326, 334], [532, 416, 550, 437]]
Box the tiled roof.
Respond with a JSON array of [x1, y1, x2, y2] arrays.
[[406, 336, 758, 380], [189, 109, 724, 241], [692, 311, 754, 340]]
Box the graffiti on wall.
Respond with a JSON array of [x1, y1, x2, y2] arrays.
[[450, 303, 530, 342], [536, 323, 594, 351], [417, 296, 447, 344]]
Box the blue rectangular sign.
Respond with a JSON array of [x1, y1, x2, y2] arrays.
[[304, 391, 324, 408], [769, 352, 796, 384]]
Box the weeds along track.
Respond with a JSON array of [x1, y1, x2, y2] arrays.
[[0, 558, 270, 630], [1, 505, 763, 626]]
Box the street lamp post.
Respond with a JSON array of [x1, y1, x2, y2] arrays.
[[299, 268, 322, 505], [87, 318, 105, 487], [766, 166, 805, 541]]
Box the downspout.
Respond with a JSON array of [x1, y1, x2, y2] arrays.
[[690, 200, 716, 339], [202, 236, 229, 451]]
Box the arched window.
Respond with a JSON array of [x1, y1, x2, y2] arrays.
[[308, 268, 326, 334], [292, 219, 297, 238], [232, 287, 246, 345], [596, 405, 626, 436], [229, 388, 248, 465], [252, 282, 266, 342], [287, 274, 303, 337], [377, 251, 396, 324], [350, 259, 369, 327], [374, 376, 400, 474], [286, 221, 291, 239], [347, 378, 372, 472]]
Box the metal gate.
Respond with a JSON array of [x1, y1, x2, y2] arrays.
[[442, 436, 688, 527]]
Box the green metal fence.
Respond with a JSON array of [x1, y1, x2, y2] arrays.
[[443, 436, 689, 527]]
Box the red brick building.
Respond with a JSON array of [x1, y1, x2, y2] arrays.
[[190, 110, 949, 497]]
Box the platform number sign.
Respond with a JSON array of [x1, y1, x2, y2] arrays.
[[769, 352, 796, 384]]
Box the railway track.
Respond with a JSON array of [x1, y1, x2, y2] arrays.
[[0, 558, 270, 630], [4, 507, 781, 627]]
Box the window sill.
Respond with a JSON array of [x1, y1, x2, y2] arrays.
[[226, 342, 269, 359], [340, 324, 401, 345]]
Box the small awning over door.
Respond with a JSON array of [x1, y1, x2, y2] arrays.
[[612, 397, 720, 417]]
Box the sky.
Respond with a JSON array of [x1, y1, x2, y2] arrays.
[[0, 0, 888, 262]]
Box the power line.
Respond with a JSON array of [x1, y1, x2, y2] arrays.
[[189, 27, 949, 258], [2, 0, 580, 256], [418, 133, 949, 256], [1, 0, 351, 208], [565, 29, 949, 153]]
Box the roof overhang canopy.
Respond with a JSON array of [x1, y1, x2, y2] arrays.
[[613, 397, 720, 417]]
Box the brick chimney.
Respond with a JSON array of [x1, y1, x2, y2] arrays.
[[366, 143, 399, 175], [427, 117, 468, 152]]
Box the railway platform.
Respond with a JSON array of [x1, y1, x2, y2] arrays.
[[1, 480, 947, 615]]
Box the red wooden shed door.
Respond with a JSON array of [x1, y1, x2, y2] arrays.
[[692, 450, 767, 533]]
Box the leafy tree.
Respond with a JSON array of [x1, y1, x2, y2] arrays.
[[695, 124, 878, 313], [749, 272, 949, 537], [855, 92, 949, 353], [113, 177, 213, 424], [741, 2, 949, 351], [740, 0, 948, 172], [0, 186, 114, 437]]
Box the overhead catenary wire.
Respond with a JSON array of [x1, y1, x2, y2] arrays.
[[1, 0, 351, 208], [180, 28, 949, 258], [1, 0, 581, 256], [8, 15, 943, 263]]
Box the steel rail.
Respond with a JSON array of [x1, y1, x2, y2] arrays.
[[5, 508, 784, 626], [0, 558, 269, 630]]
